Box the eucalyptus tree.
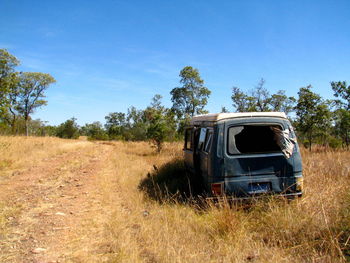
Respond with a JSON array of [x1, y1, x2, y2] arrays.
[[170, 66, 211, 119], [16, 72, 56, 136]]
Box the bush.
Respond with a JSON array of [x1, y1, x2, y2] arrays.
[[82, 122, 109, 141], [56, 118, 80, 139]]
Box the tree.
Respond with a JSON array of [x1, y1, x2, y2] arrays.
[[331, 81, 350, 110], [231, 86, 257, 112], [270, 90, 296, 114], [145, 95, 176, 152], [0, 49, 19, 117], [170, 66, 211, 120], [124, 106, 148, 141], [16, 72, 56, 136], [333, 109, 350, 147], [2, 75, 21, 134], [253, 78, 270, 111], [294, 85, 331, 150], [56, 118, 80, 139], [231, 79, 296, 114], [105, 112, 126, 139], [221, 106, 229, 113], [82, 122, 108, 140]]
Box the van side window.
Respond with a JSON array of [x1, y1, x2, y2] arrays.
[[185, 128, 192, 150], [197, 128, 207, 150], [204, 131, 213, 153]]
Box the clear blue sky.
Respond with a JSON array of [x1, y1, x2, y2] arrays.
[[1, 0, 349, 125]]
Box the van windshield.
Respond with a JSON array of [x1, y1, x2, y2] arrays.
[[228, 124, 296, 157]]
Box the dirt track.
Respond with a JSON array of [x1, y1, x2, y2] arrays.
[[0, 142, 117, 262]]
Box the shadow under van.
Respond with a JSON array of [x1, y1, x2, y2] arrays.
[[184, 112, 303, 200]]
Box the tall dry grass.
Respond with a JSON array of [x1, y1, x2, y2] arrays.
[[101, 143, 350, 262], [0, 136, 90, 177]]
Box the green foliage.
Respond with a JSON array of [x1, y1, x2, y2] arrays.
[[123, 106, 148, 141], [56, 118, 80, 139], [15, 72, 55, 136], [0, 50, 56, 136], [270, 90, 296, 114], [327, 136, 343, 149], [231, 86, 257, 112], [82, 121, 109, 140], [333, 109, 350, 147], [105, 112, 126, 139], [231, 78, 296, 114], [294, 85, 332, 150], [0, 49, 19, 117], [170, 66, 211, 119], [331, 81, 350, 110], [145, 95, 176, 152], [220, 106, 229, 113]]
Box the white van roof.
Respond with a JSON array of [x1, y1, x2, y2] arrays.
[[190, 112, 287, 125]]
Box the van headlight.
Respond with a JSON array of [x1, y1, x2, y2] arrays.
[[295, 177, 303, 192]]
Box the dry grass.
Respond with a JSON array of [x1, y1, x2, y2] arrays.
[[0, 136, 90, 177], [101, 144, 350, 263], [0, 137, 349, 262]]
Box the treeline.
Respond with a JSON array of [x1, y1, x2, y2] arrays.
[[231, 79, 350, 150], [1, 49, 349, 151]]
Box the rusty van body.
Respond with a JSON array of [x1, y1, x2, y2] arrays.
[[184, 112, 303, 199]]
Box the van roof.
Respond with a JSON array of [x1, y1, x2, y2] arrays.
[[190, 112, 287, 125]]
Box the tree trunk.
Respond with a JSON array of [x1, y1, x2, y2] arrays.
[[156, 140, 162, 153], [11, 115, 16, 135], [308, 132, 312, 151], [25, 116, 29, 136], [8, 107, 17, 135]]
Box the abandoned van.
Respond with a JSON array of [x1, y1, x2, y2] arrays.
[[184, 112, 303, 199]]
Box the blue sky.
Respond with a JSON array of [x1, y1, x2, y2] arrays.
[[1, 0, 349, 125]]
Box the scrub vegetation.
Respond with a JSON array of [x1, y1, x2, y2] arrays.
[[0, 136, 349, 262]]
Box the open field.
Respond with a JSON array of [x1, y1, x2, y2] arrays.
[[0, 136, 349, 262]]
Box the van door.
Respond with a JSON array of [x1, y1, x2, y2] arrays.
[[224, 121, 296, 196], [184, 128, 195, 173], [198, 128, 213, 183]]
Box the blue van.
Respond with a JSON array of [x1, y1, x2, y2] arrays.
[[184, 112, 303, 199]]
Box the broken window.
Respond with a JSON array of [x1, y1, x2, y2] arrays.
[[197, 128, 207, 150], [228, 124, 296, 157], [204, 131, 213, 153], [184, 128, 192, 150]]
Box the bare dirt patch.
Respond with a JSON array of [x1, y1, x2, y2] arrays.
[[0, 139, 117, 262]]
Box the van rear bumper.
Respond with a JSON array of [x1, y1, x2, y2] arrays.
[[211, 175, 303, 198], [206, 192, 302, 202]]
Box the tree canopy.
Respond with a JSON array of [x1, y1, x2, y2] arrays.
[[170, 66, 211, 119], [231, 78, 296, 114], [16, 72, 56, 136], [294, 85, 332, 150], [0, 49, 20, 116]]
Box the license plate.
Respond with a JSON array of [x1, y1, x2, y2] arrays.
[[248, 182, 270, 194]]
